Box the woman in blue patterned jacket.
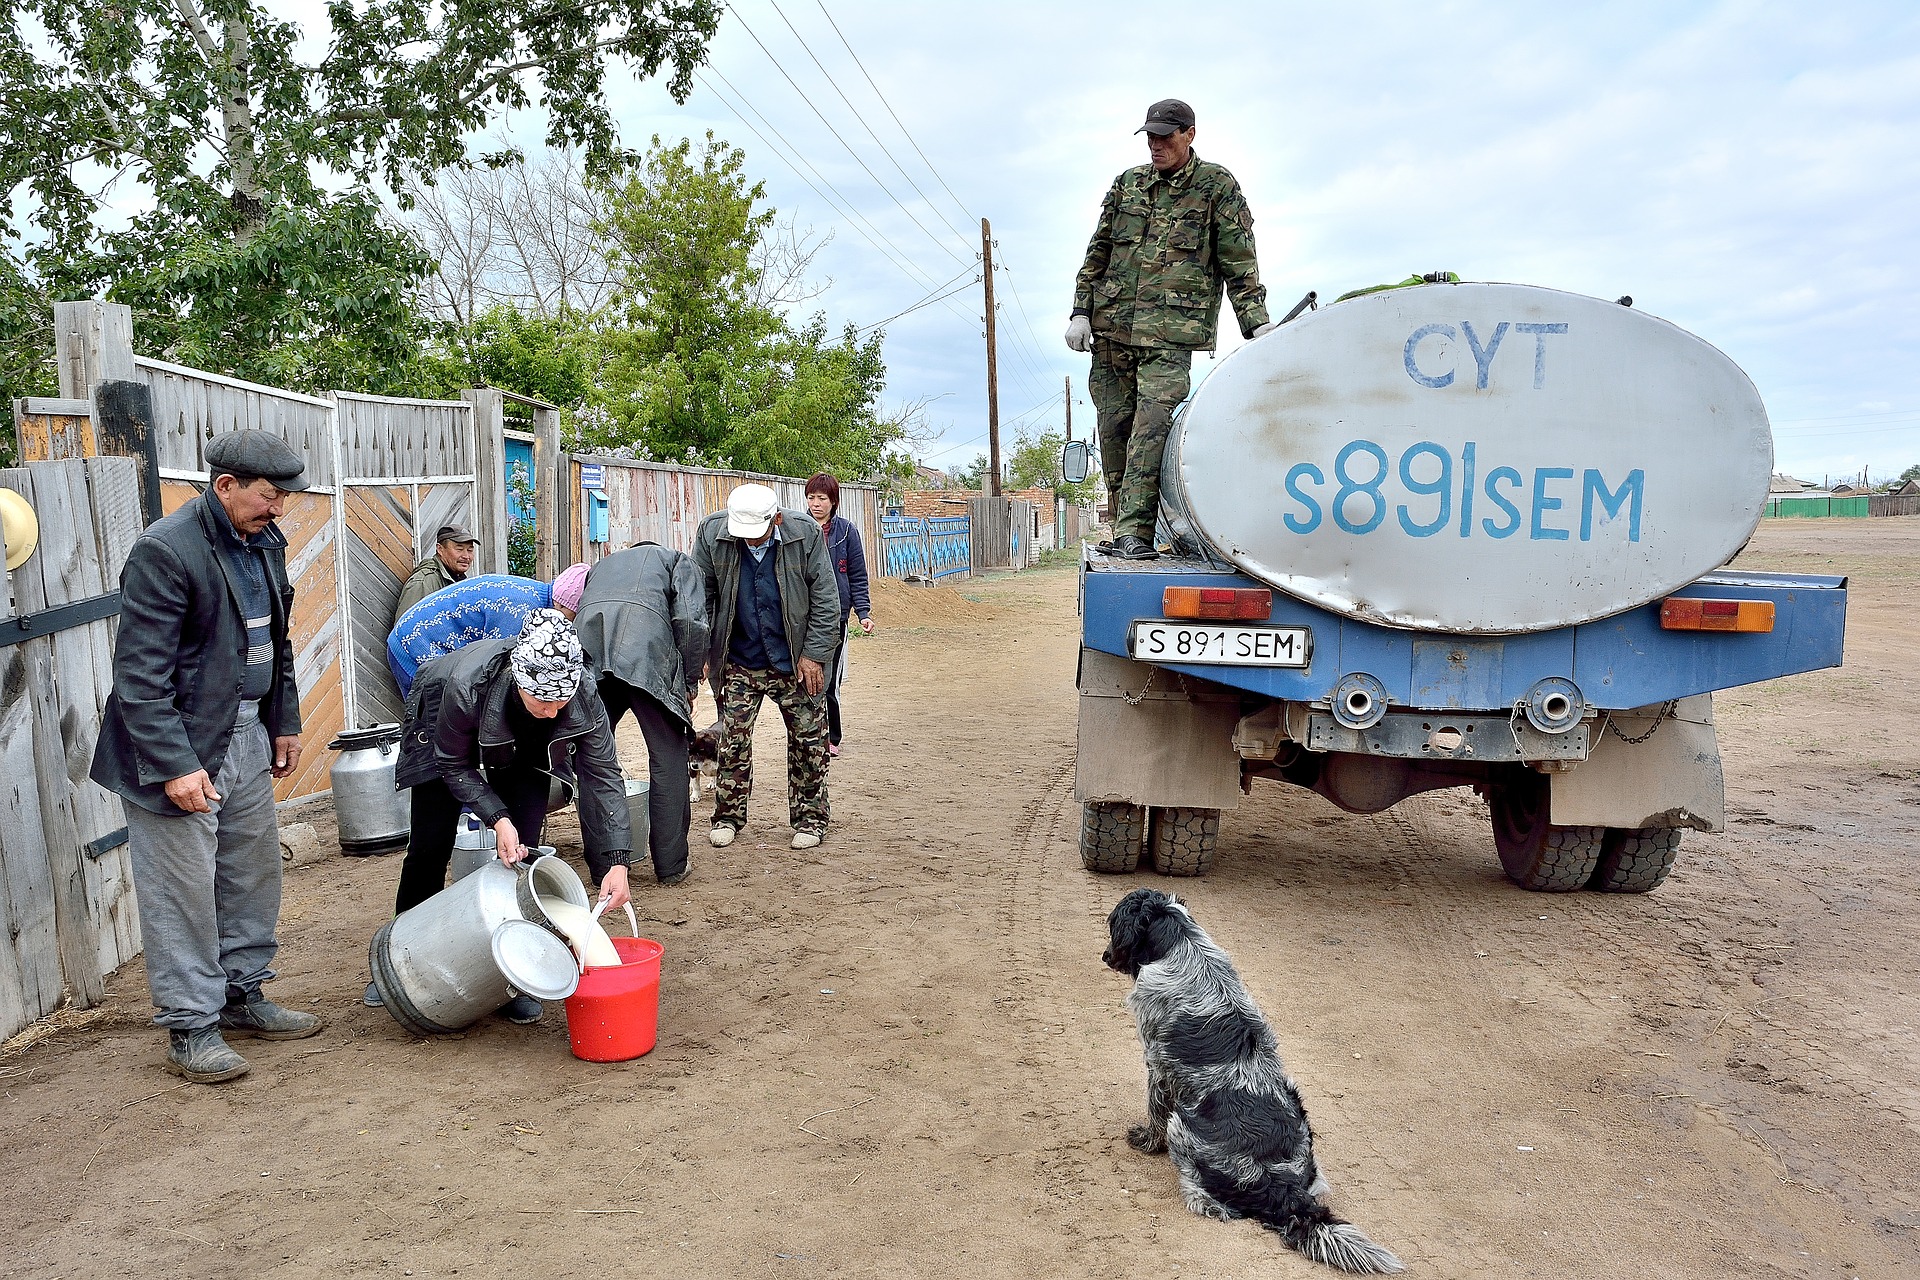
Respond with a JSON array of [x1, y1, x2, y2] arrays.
[[805, 473, 874, 757]]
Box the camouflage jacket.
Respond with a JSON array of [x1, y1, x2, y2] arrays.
[[1072, 151, 1269, 351]]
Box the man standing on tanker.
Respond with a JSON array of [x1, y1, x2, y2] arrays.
[[1067, 98, 1277, 560]]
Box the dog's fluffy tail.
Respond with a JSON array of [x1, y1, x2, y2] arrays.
[[1273, 1211, 1406, 1275]]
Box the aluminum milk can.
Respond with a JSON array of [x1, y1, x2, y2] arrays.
[[326, 724, 410, 856]]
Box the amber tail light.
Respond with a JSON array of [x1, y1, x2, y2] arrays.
[[1162, 586, 1273, 621], [1659, 597, 1774, 633]]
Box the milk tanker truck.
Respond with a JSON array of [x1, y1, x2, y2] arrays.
[[1067, 281, 1847, 892]]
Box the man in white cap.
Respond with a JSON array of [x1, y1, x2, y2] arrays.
[[379, 609, 632, 1023], [691, 483, 840, 850]]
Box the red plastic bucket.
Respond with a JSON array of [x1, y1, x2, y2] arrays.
[[563, 936, 663, 1062]]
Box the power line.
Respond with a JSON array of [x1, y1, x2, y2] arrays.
[[730, 8, 970, 270], [856, 266, 975, 335], [767, 0, 978, 253], [697, 68, 967, 323]]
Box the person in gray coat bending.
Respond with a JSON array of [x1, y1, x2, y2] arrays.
[[91, 430, 322, 1084], [574, 542, 708, 886]]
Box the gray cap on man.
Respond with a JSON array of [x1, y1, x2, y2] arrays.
[[204, 430, 310, 492], [435, 523, 480, 546], [1136, 98, 1196, 136]]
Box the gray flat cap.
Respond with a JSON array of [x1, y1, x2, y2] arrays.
[[204, 430, 310, 492], [435, 523, 480, 546]]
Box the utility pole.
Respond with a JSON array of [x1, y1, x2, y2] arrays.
[[1063, 375, 1072, 442], [982, 217, 1002, 496]]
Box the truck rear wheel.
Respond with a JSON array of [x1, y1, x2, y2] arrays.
[[1150, 807, 1221, 877], [1081, 801, 1145, 874], [1588, 827, 1684, 893], [1487, 770, 1605, 892]]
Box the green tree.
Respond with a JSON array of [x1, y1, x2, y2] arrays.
[[1005, 429, 1100, 505], [1900, 463, 1920, 486], [0, 1, 720, 395], [576, 135, 899, 479]]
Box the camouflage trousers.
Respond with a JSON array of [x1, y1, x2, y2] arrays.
[[1088, 339, 1194, 541], [713, 663, 831, 836]]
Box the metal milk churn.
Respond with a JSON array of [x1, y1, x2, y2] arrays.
[[326, 724, 410, 856], [451, 812, 498, 881]]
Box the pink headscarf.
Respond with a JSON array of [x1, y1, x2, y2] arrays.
[[552, 562, 590, 613]]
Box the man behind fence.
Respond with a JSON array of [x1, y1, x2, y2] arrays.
[[93, 430, 322, 1083], [692, 483, 839, 851]]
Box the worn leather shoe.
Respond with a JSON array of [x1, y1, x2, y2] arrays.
[[1109, 535, 1159, 560], [499, 994, 543, 1025], [166, 1028, 250, 1083], [658, 867, 690, 887], [219, 996, 323, 1041]]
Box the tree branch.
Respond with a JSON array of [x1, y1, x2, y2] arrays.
[[169, 0, 221, 62]]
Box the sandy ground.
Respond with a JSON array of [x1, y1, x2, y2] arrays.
[[2, 518, 1916, 1279]]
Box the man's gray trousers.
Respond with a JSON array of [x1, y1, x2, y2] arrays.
[[124, 702, 283, 1031]]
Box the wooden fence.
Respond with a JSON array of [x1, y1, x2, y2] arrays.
[[967, 496, 1037, 571], [565, 455, 881, 566], [0, 457, 143, 1039]]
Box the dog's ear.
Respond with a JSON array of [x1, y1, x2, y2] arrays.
[[1104, 889, 1180, 976]]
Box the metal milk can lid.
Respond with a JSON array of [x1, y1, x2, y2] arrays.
[[489, 919, 580, 1001]]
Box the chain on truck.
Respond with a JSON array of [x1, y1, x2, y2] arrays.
[[1067, 280, 1848, 893]]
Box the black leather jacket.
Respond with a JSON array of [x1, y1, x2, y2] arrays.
[[92, 494, 301, 814], [393, 636, 632, 866]]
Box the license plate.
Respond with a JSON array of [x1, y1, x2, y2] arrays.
[[1127, 621, 1312, 667]]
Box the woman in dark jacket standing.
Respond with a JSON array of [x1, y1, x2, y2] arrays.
[[805, 473, 873, 756]]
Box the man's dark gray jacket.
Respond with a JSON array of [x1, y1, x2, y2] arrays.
[[92, 494, 302, 814], [393, 637, 632, 866], [573, 543, 708, 730], [691, 509, 840, 678]]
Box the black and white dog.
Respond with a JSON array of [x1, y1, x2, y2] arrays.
[[1103, 888, 1405, 1274], [688, 721, 721, 808]]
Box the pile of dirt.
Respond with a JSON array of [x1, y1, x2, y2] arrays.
[[870, 575, 1002, 625]]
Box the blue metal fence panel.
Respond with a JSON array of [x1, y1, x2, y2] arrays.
[[926, 516, 971, 580]]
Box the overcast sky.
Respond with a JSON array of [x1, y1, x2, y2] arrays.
[[576, 0, 1915, 485], [270, 1, 1920, 484]]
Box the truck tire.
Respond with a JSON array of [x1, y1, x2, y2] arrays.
[[1588, 827, 1684, 893], [1081, 801, 1145, 874], [1487, 770, 1605, 892], [1150, 807, 1220, 877]]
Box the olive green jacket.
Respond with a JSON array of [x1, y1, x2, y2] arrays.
[[1072, 151, 1269, 350]]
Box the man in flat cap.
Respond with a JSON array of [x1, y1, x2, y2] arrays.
[[1067, 98, 1276, 559], [93, 429, 321, 1082], [392, 522, 481, 627]]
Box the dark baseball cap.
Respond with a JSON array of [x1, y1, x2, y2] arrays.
[[1136, 99, 1196, 136], [204, 430, 309, 492], [436, 523, 480, 546]]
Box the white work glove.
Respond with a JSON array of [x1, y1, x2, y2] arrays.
[[1251, 321, 1280, 338], [1064, 315, 1093, 352]]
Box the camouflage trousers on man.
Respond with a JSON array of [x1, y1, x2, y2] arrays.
[[1088, 339, 1194, 542], [713, 664, 831, 836]]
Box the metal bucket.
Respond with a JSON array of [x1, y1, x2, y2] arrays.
[[327, 724, 409, 855], [369, 852, 585, 1035], [625, 778, 651, 859]]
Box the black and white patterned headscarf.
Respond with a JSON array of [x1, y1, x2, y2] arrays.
[[509, 609, 584, 702]]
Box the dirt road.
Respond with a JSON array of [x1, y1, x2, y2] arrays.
[[3, 518, 1916, 1278]]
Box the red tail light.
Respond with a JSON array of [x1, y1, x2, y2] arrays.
[[1162, 586, 1273, 621], [1660, 597, 1774, 633]]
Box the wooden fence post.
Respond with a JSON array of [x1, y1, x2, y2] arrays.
[[0, 464, 107, 1008], [92, 381, 162, 527], [53, 301, 136, 402], [462, 388, 509, 577], [532, 405, 561, 579]]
